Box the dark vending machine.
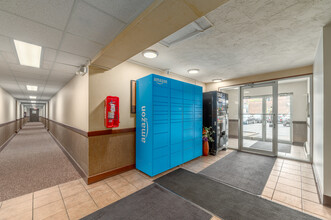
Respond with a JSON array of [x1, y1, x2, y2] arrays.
[[203, 91, 228, 155]]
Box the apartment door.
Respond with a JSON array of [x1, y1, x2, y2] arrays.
[[29, 109, 39, 122], [239, 82, 278, 156]]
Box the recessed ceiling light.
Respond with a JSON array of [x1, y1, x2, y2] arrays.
[[212, 79, 222, 83], [142, 50, 158, 59], [31, 100, 36, 103], [187, 69, 199, 74], [14, 40, 42, 68], [26, 85, 38, 91], [29, 96, 36, 99]]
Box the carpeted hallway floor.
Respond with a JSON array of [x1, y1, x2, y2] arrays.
[[0, 122, 81, 201]]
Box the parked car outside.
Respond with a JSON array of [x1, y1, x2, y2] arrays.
[[283, 115, 291, 127], [278, 115, 283, 124], [253, 115, 262, 123], [243, 115, 256, 124]]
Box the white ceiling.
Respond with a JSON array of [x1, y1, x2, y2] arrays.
[[0, 0, 154, 100], [130, 0, 331, 82]]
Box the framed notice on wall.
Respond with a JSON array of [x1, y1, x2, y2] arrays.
[[130, 80, 136, 113]]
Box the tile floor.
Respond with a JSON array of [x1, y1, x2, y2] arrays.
[[262, 158, 331, 219], [0, 149, 330, 220]]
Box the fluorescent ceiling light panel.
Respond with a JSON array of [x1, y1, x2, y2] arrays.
[[14, 40, 42, 68], [29, 96, 36, 99], [26, 85, 38, 91], [31, 100, 36, 103], [159, 16, 213, 47]]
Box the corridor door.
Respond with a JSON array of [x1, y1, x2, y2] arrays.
[[29, 109, 39, 122], [239, 82, 278, 156]]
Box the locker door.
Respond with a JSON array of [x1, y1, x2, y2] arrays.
[[152, 75, 171, 176], [170, 80, 183, 167]]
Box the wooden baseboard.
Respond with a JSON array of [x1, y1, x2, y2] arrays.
[[48, 131, 88, 183], [87, 164, 136, 185]]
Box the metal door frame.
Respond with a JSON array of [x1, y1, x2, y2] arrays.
[[238, 81, 278, 157]]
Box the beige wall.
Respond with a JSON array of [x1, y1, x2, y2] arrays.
[[323, 23, 331, 198], [49, 74, 89, 131], [313, 27, 324, 198], [206, 65, 313, 91], [0, 86, 16, 124], [313, 24, 331, 200], [0, 86, 16, 148], [89, 61, 205, 131]]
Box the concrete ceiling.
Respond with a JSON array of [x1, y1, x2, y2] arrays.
[[0, 0, 154, 100], [130, 0, 331, 82]]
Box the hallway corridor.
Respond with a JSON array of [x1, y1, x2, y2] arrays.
[[0, 122, 80, 201]]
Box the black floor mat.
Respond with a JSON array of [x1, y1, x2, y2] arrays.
[[155, 169, 320, 220], [81, 183, 211, 220], [250, 141, 291, 153], [199, 151, 275, 195]]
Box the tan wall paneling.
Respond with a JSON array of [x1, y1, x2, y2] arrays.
[[0, 121, 16, 151], [48, 120, 89, 177], [88, 132, 135, 176]]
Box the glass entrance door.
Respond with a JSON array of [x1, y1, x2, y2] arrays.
[[239, 82, 278, 156]]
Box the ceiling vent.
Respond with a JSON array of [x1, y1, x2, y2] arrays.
[[159, 16, 213, 47]]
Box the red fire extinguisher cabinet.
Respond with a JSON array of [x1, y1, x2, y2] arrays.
[[104, 96, 120, 128]]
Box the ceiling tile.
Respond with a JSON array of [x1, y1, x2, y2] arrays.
[[60, 33, 104, 58], [67, 1, 126, 45], [53, 63, 77, 74], [42, 85, 62, 93], [18, 82, 44, 91], [56, 51, 88, 66], [0, 72, 15, 81], [0, 83, 22, 93], [9, 64, 50, 75], [83, 0, 154, 24], [0, 10, 63, 49], [49, 71, 75, 82], [13, 74, 47, 83], [1, 52, 19, 64], [0, 0, 75, 30], [41, 60, 53, 70], [43, 48, 57, 62], [0, 60, 9, 69], [0, 35, 14, 52]]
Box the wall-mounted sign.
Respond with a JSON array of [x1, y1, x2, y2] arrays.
[[131, 80, 136, 114]]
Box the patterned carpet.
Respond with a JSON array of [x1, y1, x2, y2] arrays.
[[0, 122, 80, 201]]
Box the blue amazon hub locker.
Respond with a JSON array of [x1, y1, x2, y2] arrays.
[[136, 74, 203, 176]]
